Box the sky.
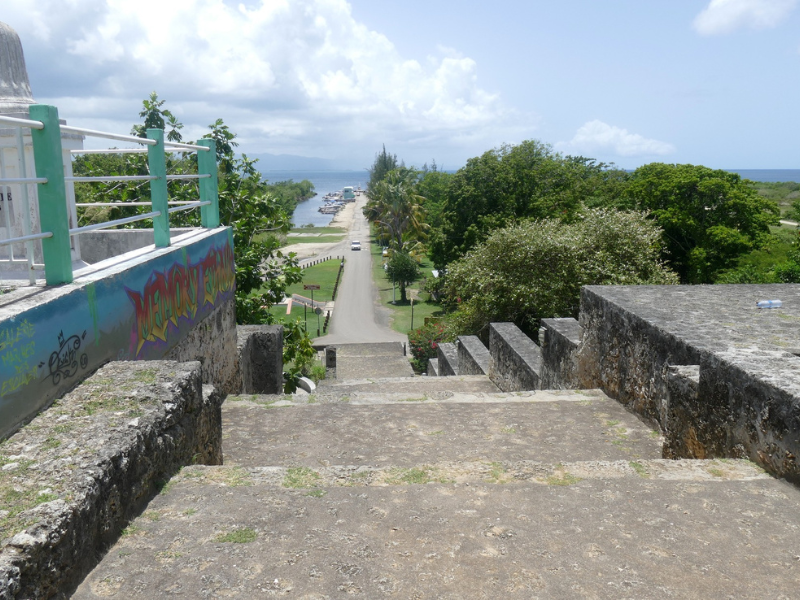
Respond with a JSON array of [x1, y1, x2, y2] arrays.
[[2, 0, 799, 170]]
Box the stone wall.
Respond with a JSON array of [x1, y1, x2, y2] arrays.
[[237, 324, 284, 394], [576, 283, 800, 482], [0, 361, 223, 598], [576, 286, 701, 428], [539, 317, 581, 389], [457, 335, 490, 376], [436, 343, 459, 376], [488, 323, 542, 392]]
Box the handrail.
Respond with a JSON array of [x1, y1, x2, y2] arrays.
[[69, 211, 162, 236], [165, 174, 211, 180], [66, 175, 157, 183], [168, 201, 211, 214], [71, 148, 198, 155], [0, 105, 221, 285], [59, 125, 157, 145], [75, 201, 202, 207], [0, 115, 44, 130], [0, 177, 47, 184], [0, 231, 53, 247]]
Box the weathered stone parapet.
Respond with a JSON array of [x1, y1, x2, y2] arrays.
[[0, 360, 223, 598], [457, 336, 490, 376], [167, 296, 238, 395], [437, 343, 459, 376], [576, 287, 700, 428], [427, 358, 439, 376], [236, 324, 284, 394], [488, 323, 542, 392], [539, 318, 581, 389], [664, 365, 702, 458]]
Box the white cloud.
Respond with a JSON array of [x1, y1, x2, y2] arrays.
[[557, 120, 675, 158], [3, 0, 526, 166], [693, 0, 797, 35]]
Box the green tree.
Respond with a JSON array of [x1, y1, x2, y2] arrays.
[[444, 209, 678, 336], [363, 168, 428, 253], [367, 145, 399, 199], [623, 163, 779, 283], [131, 91, 184, 142], [428, 140, 599, 269], [386, 250, 422, 303]]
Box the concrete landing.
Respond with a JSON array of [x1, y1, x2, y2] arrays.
[[74, 464, 798, 599], [222, 391, 662, 468], [324, 342, 415, 379]]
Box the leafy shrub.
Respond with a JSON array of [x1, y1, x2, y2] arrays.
[[444, 208, 678, 336], [408, 321, 450, 373]]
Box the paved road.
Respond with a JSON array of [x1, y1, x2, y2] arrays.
[[312, 195, 407, 346]]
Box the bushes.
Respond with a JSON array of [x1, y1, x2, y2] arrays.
[[408, 321, 450, 373]]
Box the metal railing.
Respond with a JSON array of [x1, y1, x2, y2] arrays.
[[0, 104, 219, 285]]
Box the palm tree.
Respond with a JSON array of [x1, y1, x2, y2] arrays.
[[363, 168, 428, 253]]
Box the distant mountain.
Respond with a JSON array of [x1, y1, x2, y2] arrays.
[[246, 153, 349, 171]]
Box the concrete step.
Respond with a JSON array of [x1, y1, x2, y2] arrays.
[[323, 342, 415, 379], [222, 390, 663, 468], [315, 374, 499, 395], [73, 460, 797, 599]]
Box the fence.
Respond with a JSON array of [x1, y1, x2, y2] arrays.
[[0, 104, 219, 286]]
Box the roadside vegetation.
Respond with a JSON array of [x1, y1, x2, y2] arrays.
[[362, 141, 791, 351]]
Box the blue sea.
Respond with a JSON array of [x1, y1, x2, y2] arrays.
[[726, 170, 800, 183], [261, 170, 368, 227]]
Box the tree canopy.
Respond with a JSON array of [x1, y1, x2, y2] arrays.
[[428, 141, 611, 268], [363, 168, 428, 253], [621, 163, 779, 283]]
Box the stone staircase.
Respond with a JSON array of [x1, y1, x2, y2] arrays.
[[72, 351, 800, 598]]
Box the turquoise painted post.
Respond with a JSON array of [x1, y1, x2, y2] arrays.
[[29, 104, 73, 285], [146, 128, 170, 247], [196, 139, 220, 228]]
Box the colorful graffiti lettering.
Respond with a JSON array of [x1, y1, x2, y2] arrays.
[[126, 242, 235, 355]]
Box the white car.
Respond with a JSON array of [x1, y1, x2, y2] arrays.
[[351, 240, 361, 251]]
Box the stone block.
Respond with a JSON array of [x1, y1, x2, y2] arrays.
[[437, 342, 459, 376], [427, 358, 439, 376], [0, 361, 223, 598], [488, 323, 542, 392], [237, 325, 284, 395], [457, 335, 490, 375], [539, 317, 581, 389]]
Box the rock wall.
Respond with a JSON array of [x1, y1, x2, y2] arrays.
[[237, 324, 284, 394], [166, 296, 238, 395], [539, 317, 581, 389], [488, 323, 542, 392], [437, 343, 459, 377], [0, 361, 223, 598], [576, 286, 701, 428], [457, 335, 490, 376]]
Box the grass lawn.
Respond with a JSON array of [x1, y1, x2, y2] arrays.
[[285, 235, 345, 244], [369, 235, 444, 334], [289, 226, 346, 235]]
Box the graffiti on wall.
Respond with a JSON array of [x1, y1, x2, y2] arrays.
[[48, 330, 89, 386], [125, 242, 235, 356]]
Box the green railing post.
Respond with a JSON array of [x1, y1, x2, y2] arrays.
[[146, 128, 170, 247], [29, 104, 73, 285], [196, 139, 220, 228]]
